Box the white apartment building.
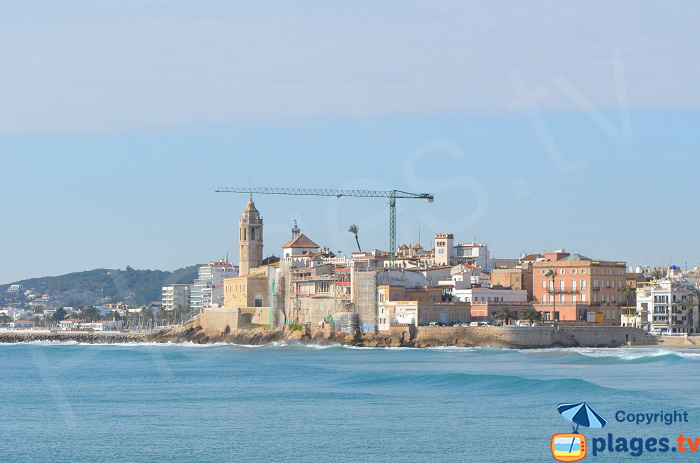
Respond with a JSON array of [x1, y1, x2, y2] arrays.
[[434, 234, 491, 270], [162, 284, 192, 311], [438, 268, 526, 303], [636, 279, 698, 334], [6, 285, 22, 294], [191, 261, 238, 311], [453, 287, 527, 304]]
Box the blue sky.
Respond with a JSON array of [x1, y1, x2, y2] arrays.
[[1, 1, 699, 283]]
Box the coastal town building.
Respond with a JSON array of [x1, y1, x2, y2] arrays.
[[6, 284, 22, 294], [635, 279, 698, 334], [532, 250, 626, 324], [8, 320, 35, 329], [434, 234, 491, 270], [490, 265, 534, 301], [190, 261, 238, 311], [161, 284, 192, 312], [224, 273, 269, 308]]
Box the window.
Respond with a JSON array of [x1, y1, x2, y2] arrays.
[[581, 269, 587, 274], [581, 280, 587, 289], [573, 295, 577, 302], [542, 294, 546, 302], [560, 280, 565, 290], [582, 294, 586, 302], [559, 294, 565, 302], [572, 280, 577, 291], [542, 280, 547, 289], [571, 269, 577, 274], [560, 269, 566, 274], [251, 227, 255, 241]]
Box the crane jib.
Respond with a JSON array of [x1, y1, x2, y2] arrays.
[[215, 186, 434, 264]]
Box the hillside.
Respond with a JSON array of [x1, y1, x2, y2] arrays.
[[0, 265, 202, 308]]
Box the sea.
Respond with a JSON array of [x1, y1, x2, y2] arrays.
[[1, 342, 699, 462]]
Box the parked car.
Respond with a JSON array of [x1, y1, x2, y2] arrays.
[[478, 322, 491, 326], [428, 322, 438, 327], [469, 322, 479, 327]]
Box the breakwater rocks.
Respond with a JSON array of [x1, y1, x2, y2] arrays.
[[0, 331, 147, 344], [149, 325, 658, 349]]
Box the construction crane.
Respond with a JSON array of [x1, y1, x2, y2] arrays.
[[215, 187, 434, 265]]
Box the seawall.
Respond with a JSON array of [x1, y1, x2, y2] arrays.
[[149, 324, 657, 349], [0, 330, 147, 343]]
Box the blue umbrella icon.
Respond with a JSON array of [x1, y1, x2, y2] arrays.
[[558, 403, 607, 453]]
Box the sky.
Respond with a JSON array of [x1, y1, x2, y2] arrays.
[[1, 1, 699, 283]]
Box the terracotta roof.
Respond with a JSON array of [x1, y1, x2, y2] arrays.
[[399, 244, 408, 249], [282, 233, 320, 249], [413, 244, 423, 249]]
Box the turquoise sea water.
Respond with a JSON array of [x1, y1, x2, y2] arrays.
[[1, 343, 699, 462]]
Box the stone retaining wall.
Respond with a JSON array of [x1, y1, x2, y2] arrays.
[[413, 326, 656, 348]]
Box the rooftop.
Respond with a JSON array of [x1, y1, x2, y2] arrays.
[[560, 254, 591, 262], [282, 233, 320, 249]]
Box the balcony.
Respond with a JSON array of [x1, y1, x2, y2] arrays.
[[592, 287, 601, 291]]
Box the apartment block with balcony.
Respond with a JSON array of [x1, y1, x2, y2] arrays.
[[161, 284, 192, 311], [191, 261, 239, 311], [635, 280, 698, 334], [532, 251, 626, 324]]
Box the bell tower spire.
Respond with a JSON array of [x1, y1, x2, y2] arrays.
[[239, 196, 263, 275]]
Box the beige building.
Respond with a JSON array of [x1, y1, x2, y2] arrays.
[[224, 274, 269, 308], [378, 300, 473, 330], [491, 266, 534, 301]]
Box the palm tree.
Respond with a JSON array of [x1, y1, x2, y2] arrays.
[[520, 307, 542, 326], [684, 287, 700, 334], [544, 269, 558, 324], [496, 307, 518, 326], [650, 268, 666, 280], [620, 285, 635, 307], [348, 224, 362, 252]]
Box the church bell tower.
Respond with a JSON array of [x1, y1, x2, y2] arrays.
[[239, 194, 263, 275]]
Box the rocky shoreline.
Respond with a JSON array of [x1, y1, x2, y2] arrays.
[[148, 324, 658, 349], [148, 325, 421, 347], [0, 324, 660, 349]]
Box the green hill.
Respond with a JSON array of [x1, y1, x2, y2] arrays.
[[0, 265, 202, 307]]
